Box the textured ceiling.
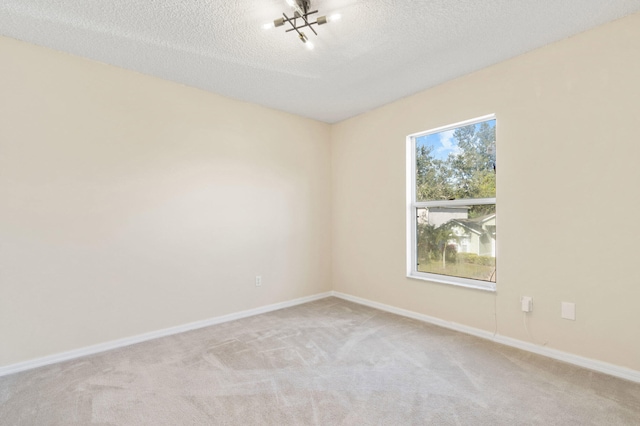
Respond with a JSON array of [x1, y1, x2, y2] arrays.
[[2, 0, 640, 123]]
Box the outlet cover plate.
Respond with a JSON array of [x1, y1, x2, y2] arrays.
[[561, 302, 576, 320]]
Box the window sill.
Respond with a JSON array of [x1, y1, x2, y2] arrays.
[[407, 271, 496, 292]]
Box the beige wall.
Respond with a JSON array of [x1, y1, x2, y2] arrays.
[[332, 13, 640, 371], [0, 37, 332, 367]]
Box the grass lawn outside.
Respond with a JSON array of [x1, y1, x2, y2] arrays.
[[417, 258, 496, 282]]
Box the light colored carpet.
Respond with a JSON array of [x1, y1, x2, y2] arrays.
[[1, 297, 639, 425]]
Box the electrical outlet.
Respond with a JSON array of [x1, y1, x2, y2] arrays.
[[561, 302, 575, 320], [255, 275, 262, 287], [521, 296, 533, 313]]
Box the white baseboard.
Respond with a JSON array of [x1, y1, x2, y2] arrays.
[[331, 291, 640, 384], [4, 290, 639, 384], [0, 292, 332, 378]]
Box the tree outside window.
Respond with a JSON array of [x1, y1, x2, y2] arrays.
[[408, 115, 496, 290]]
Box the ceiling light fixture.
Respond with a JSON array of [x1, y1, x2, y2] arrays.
[[263, 0, 341, 49]]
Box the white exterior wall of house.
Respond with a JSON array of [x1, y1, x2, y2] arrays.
[[479, 216, 496, 257], [452, 226, 475, 254], [451, 215, 496, 257]]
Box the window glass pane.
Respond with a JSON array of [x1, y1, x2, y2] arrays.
[[415, 119, 496, 202], [417, 204, 496, 282]]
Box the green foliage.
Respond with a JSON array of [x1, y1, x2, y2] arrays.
[[445, 244, 457, 262], [467, 204, 496, 219], [416, 145, 455, 200], [417, 223, 437, 261], [416, 121, 496, 201], [417, 222, 459, 265], [457, 253, 495, 266], [415, 120, 496, 278]]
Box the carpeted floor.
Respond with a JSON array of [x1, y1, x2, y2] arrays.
[[1, 296, 639, 425]]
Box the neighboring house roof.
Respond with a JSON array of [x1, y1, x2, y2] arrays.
[[451, 214, 496, 236]]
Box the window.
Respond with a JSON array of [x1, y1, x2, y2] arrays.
[[407, 115, 496, 291]]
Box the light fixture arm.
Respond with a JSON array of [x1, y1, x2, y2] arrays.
[[263, 0, 340, 49], [283, 10, 319, 35]]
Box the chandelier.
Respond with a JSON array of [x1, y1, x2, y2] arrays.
[[263, 0, 341, 50]]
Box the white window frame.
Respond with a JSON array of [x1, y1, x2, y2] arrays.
[[406, 114, 496, 292]]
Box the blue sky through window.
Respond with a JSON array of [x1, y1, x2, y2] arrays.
[[416, 119, 496, 161]]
